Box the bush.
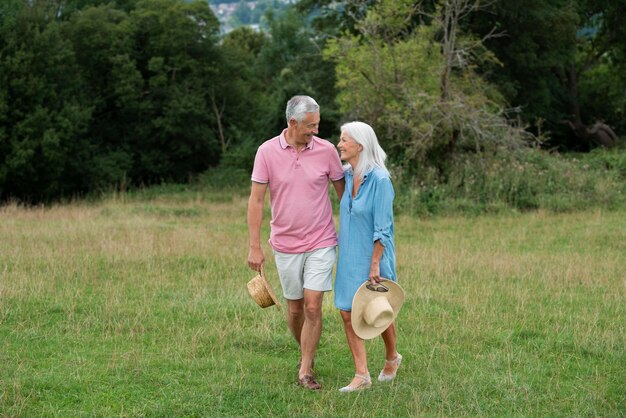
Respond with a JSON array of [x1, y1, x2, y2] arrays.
[[567, 148, 626, 180], [394, 148, 626, 215]]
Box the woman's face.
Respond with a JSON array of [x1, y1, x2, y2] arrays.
[[337, 131, 361, 163]]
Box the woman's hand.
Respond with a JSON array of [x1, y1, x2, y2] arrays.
[[369, 240, 384, 285], [369, 261, 382, 285]]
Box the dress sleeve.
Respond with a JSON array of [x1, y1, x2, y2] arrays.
[[372, 176, 394, 248]]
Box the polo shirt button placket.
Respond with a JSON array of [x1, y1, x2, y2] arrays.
[[295, 149, 302, 168], [290, 147, 301, 169]]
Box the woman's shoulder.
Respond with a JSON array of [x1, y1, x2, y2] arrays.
[[369, 167, 391, 182]]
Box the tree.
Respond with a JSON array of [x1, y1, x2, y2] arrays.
[[324, 0, 527, 174], [559, 0, 625, 148], [468, 0, 626, 150], [232, 0, 253, 25], [124, 0, 224, 182], [64, 4, 138, 189], [0, 0, 239, 201], [256, 8, 341, 138], [0, 1, 93, 201], [219, 26, 272, 153]]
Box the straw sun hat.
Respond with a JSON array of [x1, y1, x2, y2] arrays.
[[351, 279, 405, 340], [247, 267, 281, 310]]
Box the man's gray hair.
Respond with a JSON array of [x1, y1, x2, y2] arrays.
[[286, 95, 320, 124]]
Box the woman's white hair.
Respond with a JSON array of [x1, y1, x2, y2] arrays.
[[286, 95, 319, 124], [341, 121, 388, 180]]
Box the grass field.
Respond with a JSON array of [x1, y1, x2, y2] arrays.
[[1, 189, 624, 416]]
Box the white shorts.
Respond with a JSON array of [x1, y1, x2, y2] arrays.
[[273, 246, 336, 300]]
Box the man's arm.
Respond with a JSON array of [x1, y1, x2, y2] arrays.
[[247, 181, 268, 272], [331, 178, 345, 200]]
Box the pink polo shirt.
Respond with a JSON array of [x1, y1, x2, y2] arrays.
[[251, 129, 345, 253]]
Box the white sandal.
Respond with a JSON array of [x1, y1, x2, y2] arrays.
[[378, 353, 402, 382], [339, 373, 372, 393]]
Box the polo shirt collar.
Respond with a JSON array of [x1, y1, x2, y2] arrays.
[[279, 129, 315, 150]]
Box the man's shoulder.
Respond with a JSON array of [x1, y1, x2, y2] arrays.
[[258, 135, 281, 151], [312, 136, 338, 152]]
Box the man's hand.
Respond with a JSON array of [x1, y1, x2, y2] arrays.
[[248, 246, 265, 272]]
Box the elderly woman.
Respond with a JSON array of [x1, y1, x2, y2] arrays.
[[334, 121, 402, 392]]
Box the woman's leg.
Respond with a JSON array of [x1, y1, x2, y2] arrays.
[[340, 310, 370, 387], [380, 322, 401, 376]]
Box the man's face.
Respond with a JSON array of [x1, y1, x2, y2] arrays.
[[291, 112, 320, 145]]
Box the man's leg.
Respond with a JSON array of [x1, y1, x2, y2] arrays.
[[273, 250, 306, 346], [298, 289, 323, 379], [286, 298, 304, 346], [297, 246, 334, 379]]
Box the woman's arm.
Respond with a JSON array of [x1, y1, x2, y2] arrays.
[[369, 240, 385, 285]]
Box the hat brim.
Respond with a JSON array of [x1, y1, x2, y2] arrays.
[[351, 279, 404, 339]]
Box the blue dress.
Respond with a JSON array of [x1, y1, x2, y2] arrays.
[[334, 167, 396, 311]]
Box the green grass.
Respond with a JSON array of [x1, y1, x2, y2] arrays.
[[0, 194, 624, 416]]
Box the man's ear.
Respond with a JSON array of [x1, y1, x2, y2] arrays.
[[288, 118, 297, 127]]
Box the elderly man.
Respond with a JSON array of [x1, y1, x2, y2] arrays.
[[247, 95, 345, 390]]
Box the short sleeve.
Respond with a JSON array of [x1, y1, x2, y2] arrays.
[[329, 147, 345, 181], [251, 146, 269, 183]]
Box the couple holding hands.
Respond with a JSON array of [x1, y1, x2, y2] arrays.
[[247, 95, 404, 392]]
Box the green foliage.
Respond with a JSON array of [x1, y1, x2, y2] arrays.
[[220, 27, 275, 151], [325, 15, 438, 159], [567, 148, 626, 180], [324, 0, 528, 172], [0, 0, 244, 202], [1, 0, 623, 205], [394, 148, 626, 215], [0, 3, 93, 200], [468, 0, 626, 149], [209, 6, 344, 179], [125, 0, 224, 181], [256, 8, 340, 138], [577, 61, 626, 138], [324, 0, 624, 216]]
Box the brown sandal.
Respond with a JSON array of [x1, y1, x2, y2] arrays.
[[298, 374, 322, 390]]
